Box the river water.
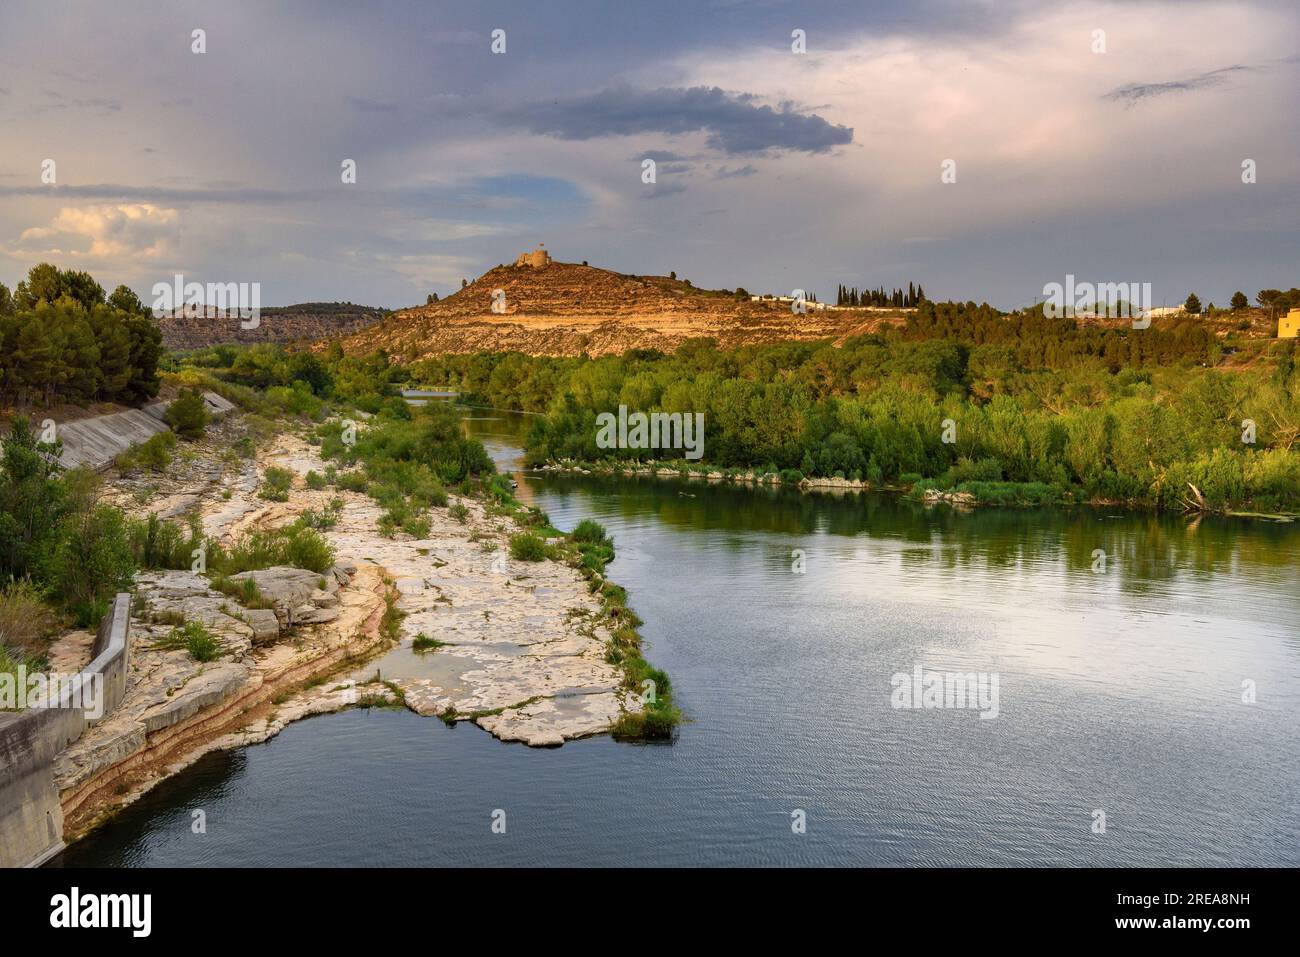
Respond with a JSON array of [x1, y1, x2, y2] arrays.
[[53, 413, 1300, 866]]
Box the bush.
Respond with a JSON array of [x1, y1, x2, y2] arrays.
[[953, 480, 1059, 506], [509, 532, 549, 562], [570, 519, 608, 543], [298, 497, 344, 531], [305, 470, 327, 490], [259, 466, 294, 501], [0, 579, 59, 658], [211, 574, 275, 610], [266, 381, 325, 420], [941, 456, 1003, 486], [449, 502, 469, 524], [778, 468, 804, 485], [210, 521, 335, 575], [129, 513, 204, 570], [116, 431, 177, 472], [164, 387, 210, 439], [401, 514, 431, 538], [42, 505, 135, 622], [335, 470, 368, 493], [154, 621, 223, 662]]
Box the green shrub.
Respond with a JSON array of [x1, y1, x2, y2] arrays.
[[266, 381, 325, 420], [259, 466, 294, 502], [335, 470, 369, 493], [509, 532, 549, 562], [305, 470, 327, 490], [210, 573, 275, 610], [401, 515, 431, 538], [129, 513, 204, 570], [154, 620, 223, 662], [298, 497, 344, 531], [209, 521, 335, 575], [117, 431, 177, 472], [941, 456, 1003, 486], [42, 505, 135, 621], [449, 502, 469, 524], [164, 387, 210, 439]]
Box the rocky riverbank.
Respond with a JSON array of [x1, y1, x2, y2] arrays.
[[55, 415, 642, 840]]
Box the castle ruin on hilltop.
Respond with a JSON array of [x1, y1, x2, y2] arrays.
[[514, 244, 551, 268]]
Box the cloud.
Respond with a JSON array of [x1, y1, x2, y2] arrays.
[[715, 164, 757, 179], [640, 182, 689, 200], [498, 85, 853, 154], [17, 204, 179, 260], [1103, 65, 1253, 104]]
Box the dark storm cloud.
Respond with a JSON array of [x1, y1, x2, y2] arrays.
[[499, 86, 853, 154]]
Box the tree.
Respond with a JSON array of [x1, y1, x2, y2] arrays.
[[1230, 291, 1249, 311], [108, 285, 149, 316], [13, 263, 62, 309], [1184, 293, 1202, 315], [164, 387, 210, 439], [1257, 289, 1286, 317], [0, 416, 67, 582], [122, 313, 163, 403], [0, 283, 12, 317]]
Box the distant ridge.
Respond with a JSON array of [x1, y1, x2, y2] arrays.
[[333, 256, 909, 359], [159, 302, 388, 350]]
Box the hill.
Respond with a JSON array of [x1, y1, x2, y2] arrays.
[[159, 302, 388, 351], [334, 256, 909, 358]]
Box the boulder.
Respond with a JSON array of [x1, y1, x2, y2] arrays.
[[244, 608, 281, 642], [228, 566, 337, 628]]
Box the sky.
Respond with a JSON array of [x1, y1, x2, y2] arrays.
[[0, 0, 1297, 310]]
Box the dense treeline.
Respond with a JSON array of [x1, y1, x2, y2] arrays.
[[904, 300, 1218, 369], [409, 318, 1300, 512], [0, 264, 163, 407], [174, 340, 406, 416], [837, 281, 925, 307]]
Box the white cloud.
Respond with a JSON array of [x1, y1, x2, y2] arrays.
[[18, 203, 180, 260]]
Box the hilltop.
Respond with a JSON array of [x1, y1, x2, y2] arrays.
[[159, 302, 388, 351], [334, 254, 909, 359]]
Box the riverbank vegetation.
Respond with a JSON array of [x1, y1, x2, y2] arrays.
[[408, 305, 1300, 515]]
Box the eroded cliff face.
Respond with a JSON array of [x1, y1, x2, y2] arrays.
[[336, 260, 908, 359], [157, 303, 388, 350]]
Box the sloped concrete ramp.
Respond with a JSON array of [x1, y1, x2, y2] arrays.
[[58, 405, 170, 470], [57, 391, 235, 471]]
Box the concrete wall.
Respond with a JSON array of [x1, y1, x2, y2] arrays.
[[0, 593, 131, 868], [57, 391, 236, 471], [57, 405, 170, 470]]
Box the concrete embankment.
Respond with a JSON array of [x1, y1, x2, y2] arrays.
[[0, 594, 132, 868], [56, 391, 235, 471]]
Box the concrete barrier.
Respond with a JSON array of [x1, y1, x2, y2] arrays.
[[57, 391, 237, 471], [0, 593, 132, 868]]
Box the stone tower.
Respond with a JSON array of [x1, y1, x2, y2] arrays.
[[515, 244, 551, 268]]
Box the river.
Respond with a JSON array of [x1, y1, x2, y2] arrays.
[[52, 413, 1300, 866]]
